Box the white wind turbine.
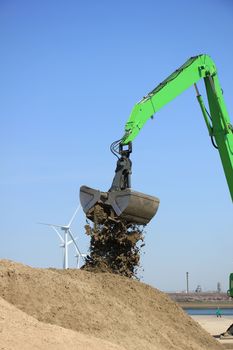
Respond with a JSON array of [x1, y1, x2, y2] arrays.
[[75, 252, 87, 269], [39, 205, 86, 269]]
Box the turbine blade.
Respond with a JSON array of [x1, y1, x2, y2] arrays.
[[68, 229, 85, 262], [37, 222, 52, 226], [38, 222, 65, 229], [51, 226, 64, 243], [67, 204, 81, 227], [49, 224, 65, 229]]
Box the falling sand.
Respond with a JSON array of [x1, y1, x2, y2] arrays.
[[81, 203, 145, 278]]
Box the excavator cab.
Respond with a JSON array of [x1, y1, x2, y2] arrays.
[[80, 142, 159, 225]]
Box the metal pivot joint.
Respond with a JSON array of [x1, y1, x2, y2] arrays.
[[110, 142, 132, 191]]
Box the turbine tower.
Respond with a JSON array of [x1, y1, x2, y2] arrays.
[[39, 205, 85, 269]]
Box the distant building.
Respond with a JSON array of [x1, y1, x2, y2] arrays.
[[217, 282, 221, 293], [195, 285, 202, 293]]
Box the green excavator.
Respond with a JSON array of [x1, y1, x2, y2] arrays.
[[80, 54, 233, 225]]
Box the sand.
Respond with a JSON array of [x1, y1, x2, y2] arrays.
[[0, 259, 223, 350], [83, 203, 145, 278], [192, 316, 233, 336], [0, 297, 125, 350], [192, 316, 233, 349]]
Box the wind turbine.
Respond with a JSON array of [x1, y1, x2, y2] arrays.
[[76, 252, 87, 269], [39, 205, 86, 269]]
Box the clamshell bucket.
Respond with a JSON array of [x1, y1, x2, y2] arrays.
[[80, 185, 159, 225]]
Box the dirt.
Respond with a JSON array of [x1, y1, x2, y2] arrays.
[[0, 259, 223, 350], [82, 203, 145, 278], [0, 297, 124, 350]]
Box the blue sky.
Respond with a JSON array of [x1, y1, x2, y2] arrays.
[[1, 0, 233, 291]]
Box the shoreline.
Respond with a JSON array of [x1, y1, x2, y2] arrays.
[[180, 302, 233, 309]]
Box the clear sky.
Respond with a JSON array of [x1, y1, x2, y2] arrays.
[[1, 0, 233, 292]]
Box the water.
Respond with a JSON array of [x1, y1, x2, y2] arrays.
[[185, 308, 233, 316]]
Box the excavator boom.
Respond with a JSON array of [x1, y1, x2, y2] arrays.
[[122, 54, 233, 201], [80, 54, 233, 226]]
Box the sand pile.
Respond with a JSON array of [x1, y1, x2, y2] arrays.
[[0, 297, 124, 350], [0, 260, 222, 350]]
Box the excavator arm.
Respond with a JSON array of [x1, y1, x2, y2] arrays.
[[80, 54, 233, 226], [121, 54, 233, 201]]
